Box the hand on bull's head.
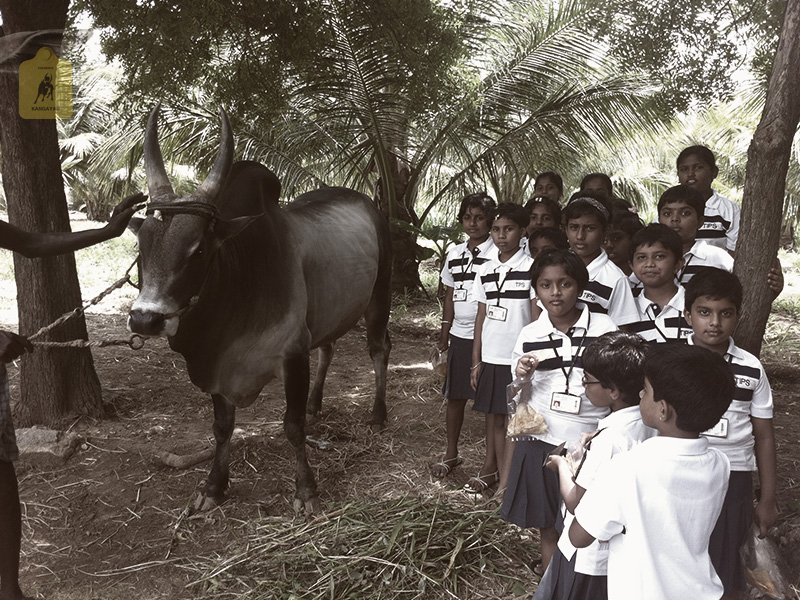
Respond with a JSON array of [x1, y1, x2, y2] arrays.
[[106, 191, 148, 237]]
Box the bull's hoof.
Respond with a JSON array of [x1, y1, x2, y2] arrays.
[[293, 495, 322, 515], [369, 421, 386, 434], [193, 491, 224, 513], [306, 411, 320, 427]]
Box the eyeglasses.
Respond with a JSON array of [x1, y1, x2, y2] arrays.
[[581, 376, 602, 386]]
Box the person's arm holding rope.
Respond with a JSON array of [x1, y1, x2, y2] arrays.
[[0, 192, 145, 258]]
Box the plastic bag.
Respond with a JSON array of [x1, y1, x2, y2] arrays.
[[430, 347, 447, 376], [505, 379, 547, 439], [740, 523, 791, 599]]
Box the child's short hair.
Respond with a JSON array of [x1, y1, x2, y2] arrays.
[[676, 145, 717, 170], [529, 227, 569, 250], [524, 195, 562, 224], [564, 190, 612, 228], [684, 267, 743, 312], [657, 185, 706, 216], [579, 172, 613, 198], [609, 209, 644, 237], [629, 223, 683, 262], [457, 192, 496, 221], [644, 344, 734, 433], [531, 248, 589, 293], [582, 331, 649, 405], [535, 171, 564, 195], [494, 202, 530, 229]]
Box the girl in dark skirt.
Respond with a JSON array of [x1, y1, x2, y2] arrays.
[[501, 249, 616, 574], [432, 193, 496, 479], [468, 203, 538, 494]]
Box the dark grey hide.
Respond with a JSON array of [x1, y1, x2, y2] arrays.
[[128, 106, 392, 513]]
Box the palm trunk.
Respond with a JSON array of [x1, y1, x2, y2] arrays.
[[0, 0, 105, 426]]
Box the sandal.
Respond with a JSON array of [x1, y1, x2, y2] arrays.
[[431, 456, 463, 479], [463, 471, 499, 494], [531, 559, 545, 577]]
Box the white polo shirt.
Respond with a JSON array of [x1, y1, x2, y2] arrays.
[[678, 240, 734, 286], [690, 336, 774, 471], [510, 306, 616, 445], [473, 248, 536, 365], [575, 436, 729, 600], [581, 250, 639, 327], [697, 190, 740, 253], [558, 406, 656, 576], [440, 237, 495, 339], [628, 286, 692, 343]]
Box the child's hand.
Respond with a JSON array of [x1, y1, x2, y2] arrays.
[[515, 353, 539, 379], [768, 264, 784, 298], [754, 499, 780, 537], [544, 453, 564, 473], [470, 362, 482, 390]]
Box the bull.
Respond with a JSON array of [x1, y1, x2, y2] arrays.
[[128, 105, 392, 513]]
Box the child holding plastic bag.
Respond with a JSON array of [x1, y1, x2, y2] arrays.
[[500, 249, 616, 575]]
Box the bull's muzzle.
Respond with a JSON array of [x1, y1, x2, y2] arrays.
[[128, 309, 167, 337]]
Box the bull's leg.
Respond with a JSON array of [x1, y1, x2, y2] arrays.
[[194, 393, 235, 512], [364, 292, 392, 432], [283, 352, 320, 514], [307, 342, 336, 418]]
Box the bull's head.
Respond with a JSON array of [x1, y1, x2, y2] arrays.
[[128, 105, 253, 337]]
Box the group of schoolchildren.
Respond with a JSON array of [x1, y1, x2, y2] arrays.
[[433, 145, 781, 600]]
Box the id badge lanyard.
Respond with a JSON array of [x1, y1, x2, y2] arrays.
[[455, 247, 480, 299], [547, 315, 590, 394], [677, 254, 694, 285], [646, 303, 682, 343]]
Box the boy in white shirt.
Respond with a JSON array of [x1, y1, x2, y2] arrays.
[[569, 344, 734, 600]]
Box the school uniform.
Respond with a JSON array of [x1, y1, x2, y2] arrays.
[[691, 335, 774, 595], [697, 190, 740, 253], [440, 238, 495, 399], [472, 248, 536, 413], [501, 306, 616, 528], [626, 285, 692, 343], [535, 407, 656, 600], [581, 250, 639, 327], [574, 436, 730, 600], [678, 240, 733, 286]]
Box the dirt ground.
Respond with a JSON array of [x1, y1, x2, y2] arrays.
[[7, 302, 800, 599]]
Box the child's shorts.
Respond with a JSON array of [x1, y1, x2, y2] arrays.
[[501, 439, 561, 528], [443, 335, 475, 400], [472, 362, 511, 414], [709, 470, 754, 595], [533, 546, 608, 600]]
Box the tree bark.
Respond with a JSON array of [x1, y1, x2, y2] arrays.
[[734, 0, 800, 356], [0, 0, 105, 426]]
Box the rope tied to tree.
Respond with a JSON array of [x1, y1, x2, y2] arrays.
[[26, 256, 148, 351]]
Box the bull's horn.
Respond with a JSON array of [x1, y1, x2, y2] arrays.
[[194, 108, 234, 205], [143, 103, 176, 200]]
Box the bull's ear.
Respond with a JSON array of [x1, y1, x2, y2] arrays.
[[212, 214, 261, 243], [128, 217, 145, 235]]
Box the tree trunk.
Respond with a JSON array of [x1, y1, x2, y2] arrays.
[[0, 0, 105, 426], [734, 0, 800, 356]]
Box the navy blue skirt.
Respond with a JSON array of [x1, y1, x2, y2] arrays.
[[709, 471, 753, 594], [443, 335, 475, 400], [473, 362, 512, 414], [532, 547, 608, 600], [501, 439, 561, 528]]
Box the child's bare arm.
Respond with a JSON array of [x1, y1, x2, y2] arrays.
[[752, 416, 779, 536], [470, 304, 486, 390], [438, 286, 455, 351], [545, 454, 586, 514]]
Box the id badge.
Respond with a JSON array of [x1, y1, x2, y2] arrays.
[[486, 305, 508, 322], [453, 288, 468, 302], [550, 392, 581, 415], [703, 418, 729, 438]]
